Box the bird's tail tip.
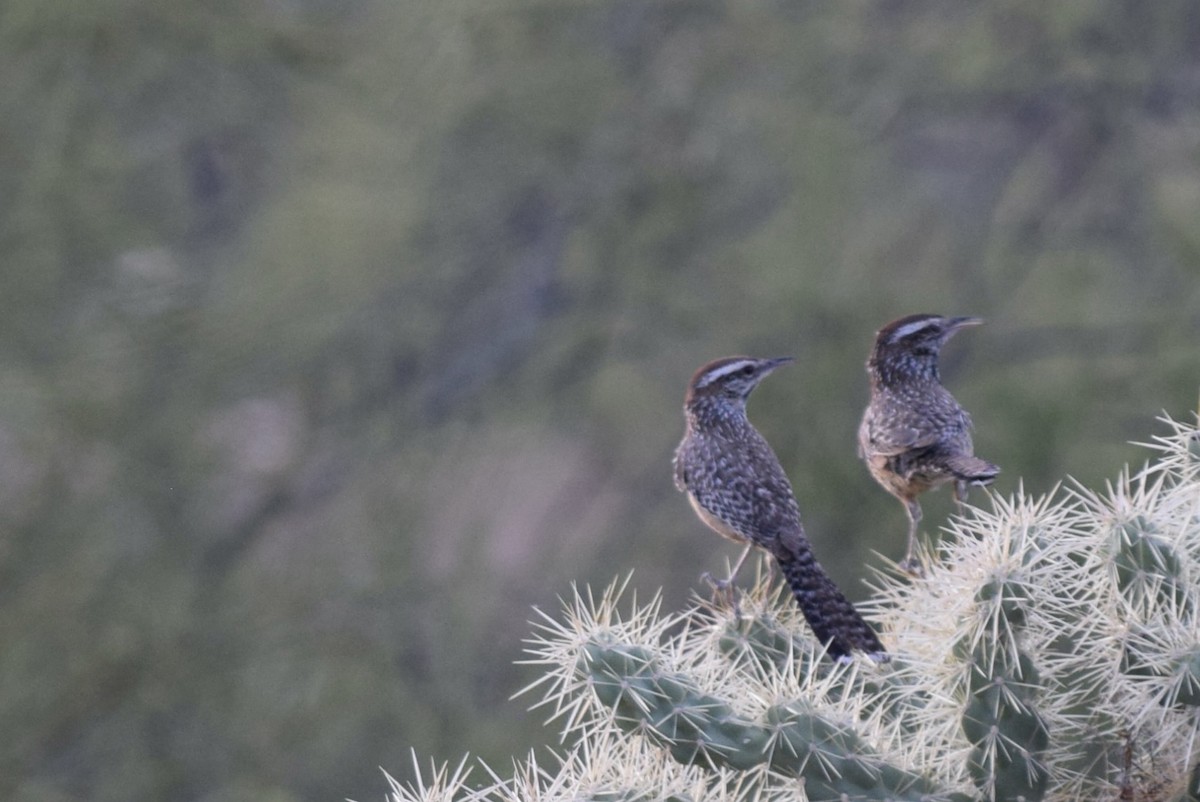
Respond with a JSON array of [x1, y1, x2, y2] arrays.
[[831, 646, 889, 665], [946, 454, 1000, 484]]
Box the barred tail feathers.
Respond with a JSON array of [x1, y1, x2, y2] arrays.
[[773, 541, 887, 663], [944, 453, 999, 485]]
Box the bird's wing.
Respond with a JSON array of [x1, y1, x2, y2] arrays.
[[861, 407, 943, 457], [871, 425, 941, 456]]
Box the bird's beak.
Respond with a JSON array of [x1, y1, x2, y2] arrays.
[[765, 356, 796, 371], [945, 317, 983, 335]]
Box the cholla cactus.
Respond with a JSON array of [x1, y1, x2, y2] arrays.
[[387, 413, 1200, 802]]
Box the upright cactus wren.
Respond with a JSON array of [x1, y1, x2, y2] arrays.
[[674, 356, 887, 662], [858, 314, 1000, 575]]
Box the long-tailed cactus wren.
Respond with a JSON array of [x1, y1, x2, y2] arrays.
[[858, 314, 1000, 575], [674, 356, 887, 662]]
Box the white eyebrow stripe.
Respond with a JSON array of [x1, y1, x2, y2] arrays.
[[697, 359, 756, 388], [888, 318, 937, 343]]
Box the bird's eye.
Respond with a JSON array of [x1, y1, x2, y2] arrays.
[[740, 365, 755, 376]]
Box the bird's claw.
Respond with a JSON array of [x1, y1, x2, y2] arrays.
[[700, 571, 743, 617], [898, 556, 926, 578]]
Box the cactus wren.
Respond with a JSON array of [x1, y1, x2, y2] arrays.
[[674, 356, 887, 662], [858, 314, 1000, 575]]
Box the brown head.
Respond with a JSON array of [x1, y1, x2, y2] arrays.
[[868, 314, 982, 386], [685, 356, 794, 410]]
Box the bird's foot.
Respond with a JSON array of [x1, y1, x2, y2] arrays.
[[898, 556, 926, 578], [700, 571, 743, 617]]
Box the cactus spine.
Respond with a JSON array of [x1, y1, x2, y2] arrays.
[[387, 413, 1200, 802]]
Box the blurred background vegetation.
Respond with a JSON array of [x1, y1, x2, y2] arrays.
[[2, 0, 1198, 799]]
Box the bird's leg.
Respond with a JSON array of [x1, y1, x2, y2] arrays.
[[953, 479, 969, 511], [900, 498, 925, 577], [702, 543, 753, 613], [765, 552, 779, 585], [726, 542, 753, 586], [701, 543, 753, 591]]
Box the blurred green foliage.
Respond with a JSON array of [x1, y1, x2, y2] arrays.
[[0, 0, 1197, 799]]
